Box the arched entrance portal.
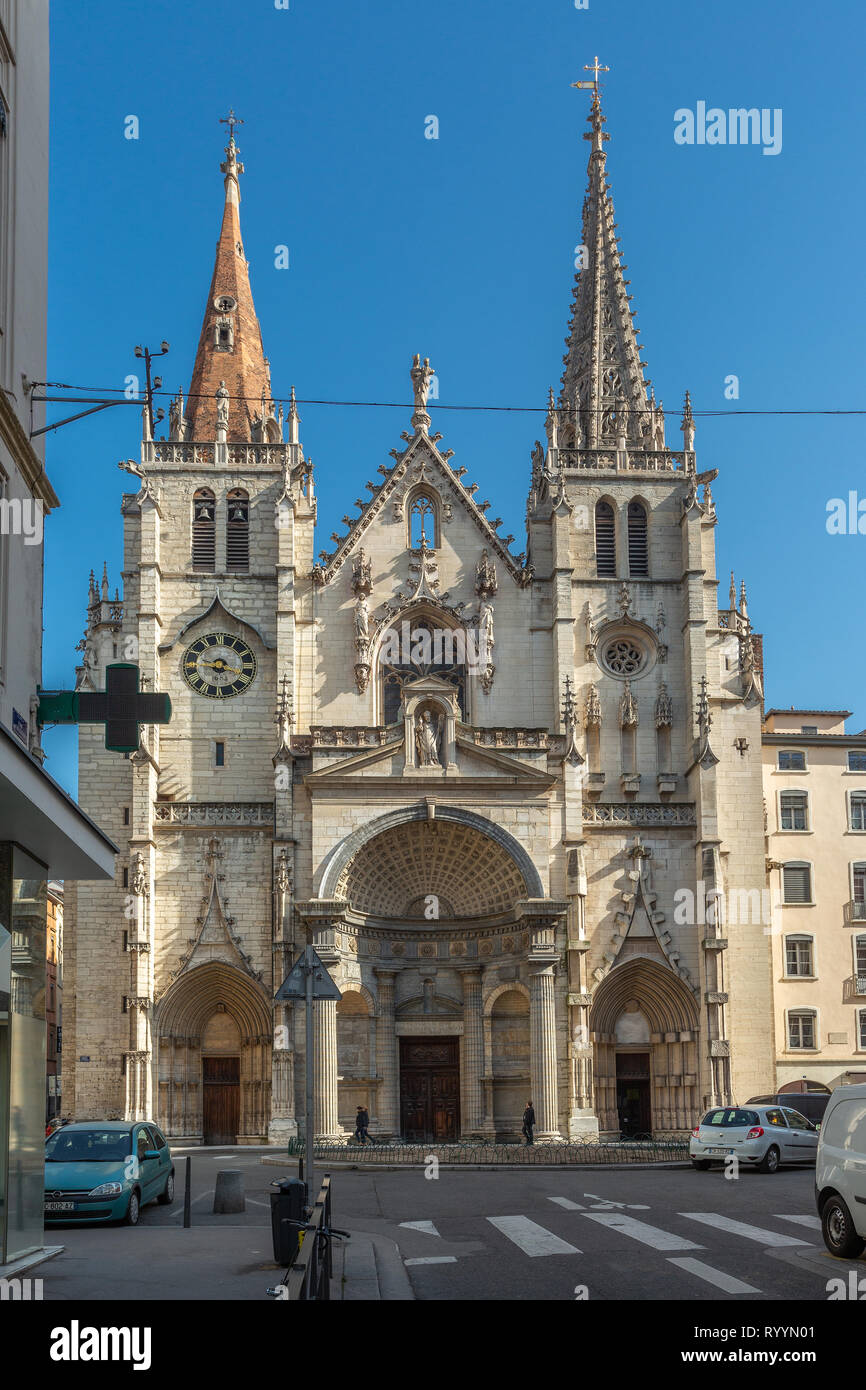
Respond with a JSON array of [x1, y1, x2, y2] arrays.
[[309, 805, 553, 1141], [590, 959, 700, 1136], [155, 962, 272, 1144]]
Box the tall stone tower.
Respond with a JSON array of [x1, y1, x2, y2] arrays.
[[535, 88, 775, 1131], [64, 129, 313, 1141], [64, 92, 774, 1147]]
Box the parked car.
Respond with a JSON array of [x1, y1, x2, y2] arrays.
[[747, 1091, 831, 1127], [690, 1104, 819, 1173], [815, 1082, 866, 1258], [44, 1120, 174, 1225]]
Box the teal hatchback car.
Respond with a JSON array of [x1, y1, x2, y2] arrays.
[[44, 1121, 174, 1225]]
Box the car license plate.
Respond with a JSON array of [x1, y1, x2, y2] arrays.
[[708, 1147, 727, 1155], [45, 1201, 75, 1212]]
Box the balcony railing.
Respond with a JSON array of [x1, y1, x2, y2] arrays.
[[557, 447, 686, 473]]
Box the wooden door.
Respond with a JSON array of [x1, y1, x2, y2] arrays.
[[202, 1055, 240, 1144], [400, 1038, 460, 1142], [615, 1052, 651, 1135]]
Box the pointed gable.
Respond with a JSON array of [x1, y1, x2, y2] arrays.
[[312, 364, 533, 590]]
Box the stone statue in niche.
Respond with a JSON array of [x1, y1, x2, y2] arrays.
[[352, 547, 372, 595], [415, 709, 443, 767], [478, 600, 495, 657], [131, 851, 148, 897], [168, 389, 184, 439], [215, 380, 230, 428], [475, 548, 498, 598], [354, 593, 369, 641]]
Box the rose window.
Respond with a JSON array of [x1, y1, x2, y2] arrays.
[[602, 639, 645, 676]]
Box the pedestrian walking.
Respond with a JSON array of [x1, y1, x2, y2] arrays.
[[355, 1105, 371, 1145], [522, 1099, 536, 1146]]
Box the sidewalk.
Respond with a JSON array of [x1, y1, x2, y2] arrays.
[[40, 1221, 411, 1302]]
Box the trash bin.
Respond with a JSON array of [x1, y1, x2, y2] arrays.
[[270, 1177, 306, 1264]]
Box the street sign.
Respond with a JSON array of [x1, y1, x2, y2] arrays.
[[38, 663, 172, 753], [276, 948, 342, 1002]]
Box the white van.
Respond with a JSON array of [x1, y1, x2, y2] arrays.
[[815, 1083, 866, 1258]]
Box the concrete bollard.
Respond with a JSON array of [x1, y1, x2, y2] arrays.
[[213, 1169, 246, 1214]]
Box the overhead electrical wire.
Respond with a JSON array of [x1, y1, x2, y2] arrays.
[[30, 382, 866, 419]]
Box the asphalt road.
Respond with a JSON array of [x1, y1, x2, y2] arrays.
[[40, 1151, 866, 1302], [357, 1163, 857, 1302]]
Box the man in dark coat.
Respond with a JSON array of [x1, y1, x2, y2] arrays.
[[522, 1100, 536, 1146], [356, 1106, 371, 1145]]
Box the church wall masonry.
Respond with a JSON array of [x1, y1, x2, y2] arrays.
[[63, 91, 775, 1145]]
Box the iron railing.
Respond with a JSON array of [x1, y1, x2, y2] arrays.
[[280, 1175, 335, 1301], [287, 1136, 689, 1165]]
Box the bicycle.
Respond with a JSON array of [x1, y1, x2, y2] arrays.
[[266, 1218, 350, 1299]]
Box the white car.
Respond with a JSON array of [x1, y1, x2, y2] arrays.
[[690, 1104, 819, 1173], [815, 1083, 866, 1258]]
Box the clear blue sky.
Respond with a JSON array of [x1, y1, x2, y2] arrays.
[[43, 0, 866, 794]]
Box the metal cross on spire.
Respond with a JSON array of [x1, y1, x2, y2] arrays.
[[571, 55, 609, 94], [219, 107, 244, 143]]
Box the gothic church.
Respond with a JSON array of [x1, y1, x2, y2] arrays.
[[65, 91, 774, 1143]]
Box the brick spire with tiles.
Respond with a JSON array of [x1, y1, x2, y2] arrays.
[[185, 131, 273, 442]]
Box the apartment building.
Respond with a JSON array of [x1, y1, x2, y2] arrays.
[[763, 708, 866, 1091]]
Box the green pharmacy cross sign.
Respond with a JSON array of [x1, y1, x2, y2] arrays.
[[38, 663, 172, 753]]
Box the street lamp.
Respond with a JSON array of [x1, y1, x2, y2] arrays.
[[134, 341, 170, 437]]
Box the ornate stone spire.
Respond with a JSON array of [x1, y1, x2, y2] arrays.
[[558, 85, 654, 450], [681, 389, 696, 452], [186, 125, 273, 442]]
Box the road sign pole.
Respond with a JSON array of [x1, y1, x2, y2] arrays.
[[275, 942, 341, 1209], [305, 944, 314, 1206]]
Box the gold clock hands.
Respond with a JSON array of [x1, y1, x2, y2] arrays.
[[199, 659, 243, 674]]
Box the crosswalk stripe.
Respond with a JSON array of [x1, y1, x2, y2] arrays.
[[680, 1213, 811, 1246], [581, 1211, 703, 1251], [487, 1215, 581, 1256], [399, 1220, 440, 1236], [774, 1214, 822, 1230], [548, 1197, 585, 1210], [667, 1257, 761, 1295], [404, 1256, 457, 1266]]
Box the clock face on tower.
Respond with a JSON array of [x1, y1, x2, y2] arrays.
[[182, 632, 257, 698]]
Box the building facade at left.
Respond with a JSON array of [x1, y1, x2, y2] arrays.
[[0, 0, 116, 1268]]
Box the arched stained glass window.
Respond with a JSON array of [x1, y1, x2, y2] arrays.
[[409, 493, 439, 548], [380, 618, 465, 726]]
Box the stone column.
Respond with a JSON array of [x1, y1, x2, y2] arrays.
[[374, 969, 399, 1136], [459, 968, 484, 1136], [313, 999, 341, 1138], [529, 965, 560, 1138]]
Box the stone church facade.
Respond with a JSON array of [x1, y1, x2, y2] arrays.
[[64, 92, 775, 1144]]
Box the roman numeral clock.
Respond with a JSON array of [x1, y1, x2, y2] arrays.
[[182, 632, 257, 698]]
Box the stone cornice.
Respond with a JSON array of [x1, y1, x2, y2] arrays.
[[0, 391, 60, 508]]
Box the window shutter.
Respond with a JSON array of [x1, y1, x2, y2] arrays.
[[226, 489, 249, 571], [192, 490, 216, 570], [783, 864, 811, 903], [627, 501, 648, 576], [595, 502, 616, 577]]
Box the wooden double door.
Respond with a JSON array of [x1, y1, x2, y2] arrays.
[[202, 1055, 240, 1145], [616, 1051, 652, 1136], [399, 1037, 460, 1142]]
